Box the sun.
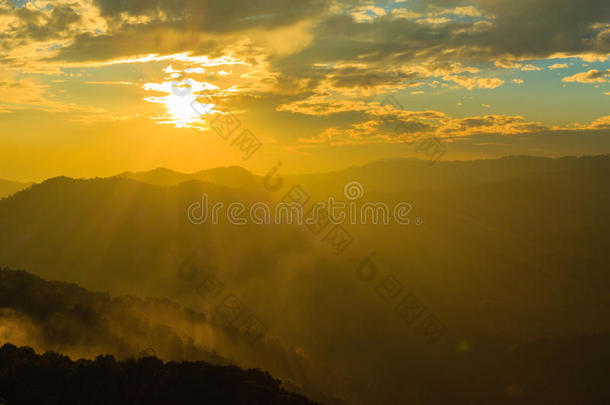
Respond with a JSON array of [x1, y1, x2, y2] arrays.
[[143, 79, 219, 129], [165, 93, 203, 122]]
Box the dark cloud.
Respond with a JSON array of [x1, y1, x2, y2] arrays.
[[93, 0, 330, 31], [327, 66, 424, 89], [48, 0, 336, 62], [51, 22, 228, 62], [274, 0, 609, 87], [4, 0, 609, 67], [262, 0, 608, 103], [459, 116, 519, 128], [270, 14, 461, 92], [479, 0, 608, 57], [3, 0, 608, 112], [0, 3, 81, 43], [423, 0, 610, 56]]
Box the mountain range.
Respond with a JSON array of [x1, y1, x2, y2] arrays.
[[1, 155, 609, 404]]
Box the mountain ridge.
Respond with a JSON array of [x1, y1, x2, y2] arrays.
[[0, 179, 33, 200], [117, 165, 261, 189], [0, 342, 320, 405]]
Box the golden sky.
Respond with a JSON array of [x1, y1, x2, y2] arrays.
[[0, 0, 609, 181]]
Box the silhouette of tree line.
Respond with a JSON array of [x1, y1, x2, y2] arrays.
[[0, 343, 318, 405]]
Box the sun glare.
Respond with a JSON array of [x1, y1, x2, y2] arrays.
[[166, 93, 203, 121], [143, 78, 218, 129]]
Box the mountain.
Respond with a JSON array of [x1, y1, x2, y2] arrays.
[[0, 179, 32, 199], [0, 343, 319, 405], [288, 154, 610, 194], [1, 156, 610, 404], [115, 155, 610, 196], [0, 175, 310, 297], [118, 166, 261, 189], [0, 268, 345, 405], [2, 269, 610, 404]]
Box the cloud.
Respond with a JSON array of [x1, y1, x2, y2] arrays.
[[271, 0, 608, 99], [289, 90, 554, 145], [296, 112, 551, 146], [91, 0, 329, 32], [3, 0, 609, 77], [548, 63, 569, 70], [439, 6, 484, 18], [277, 96, 371, 116], [51, 27, 225, 63], [314, 65, 427, 98], [351, 6, 387, 22], [589, 116, 610, 129], [521, 64, 543, 71], [562, 69, 610, 83], [0, 0, 328, 73], [2, 0, 606, 101], [445, 76, 504, 90], [571, 115, 610, 129], [439, 115, 547, 136], [495, 60, 522, 69], [0, 0, 608, 145], [298, 118, 435, 146], [297, 110, 610, 147], [416, 17, 451, 25], [468, 0, 609, 58], [0, 2, 82, 43], [391, 8, 422, 19]]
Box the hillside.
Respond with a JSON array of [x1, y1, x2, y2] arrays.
[[1, 156, 610, 403], [1, 269, 610, 404], [0, 268, 346, 405], [0, 179, 32, 200], [0, 343, 318, 405]]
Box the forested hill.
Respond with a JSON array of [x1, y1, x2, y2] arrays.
[[0, 268, 346, 405], [0, 343, 319, 405], [0, 179, 31, 200]]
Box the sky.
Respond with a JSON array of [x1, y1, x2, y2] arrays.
[[0, 0, 609, 181]]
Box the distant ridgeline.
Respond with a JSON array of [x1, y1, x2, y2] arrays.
[[0, 343, 318, 405]]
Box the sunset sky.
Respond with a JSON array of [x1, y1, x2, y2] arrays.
[[1, 0, 609, 181]]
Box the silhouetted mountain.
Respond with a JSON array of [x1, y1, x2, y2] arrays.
[[2, 269, 610, 404], [118, 166, 260, 189], [0, 179, 32, 199], [0, 343, 319, 405], [0, 268, 347, 405], [0, 267, 227, 363], [289, 155, 610, 193], [0, 175, 310, 297], [1, 156, 610, 404]]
